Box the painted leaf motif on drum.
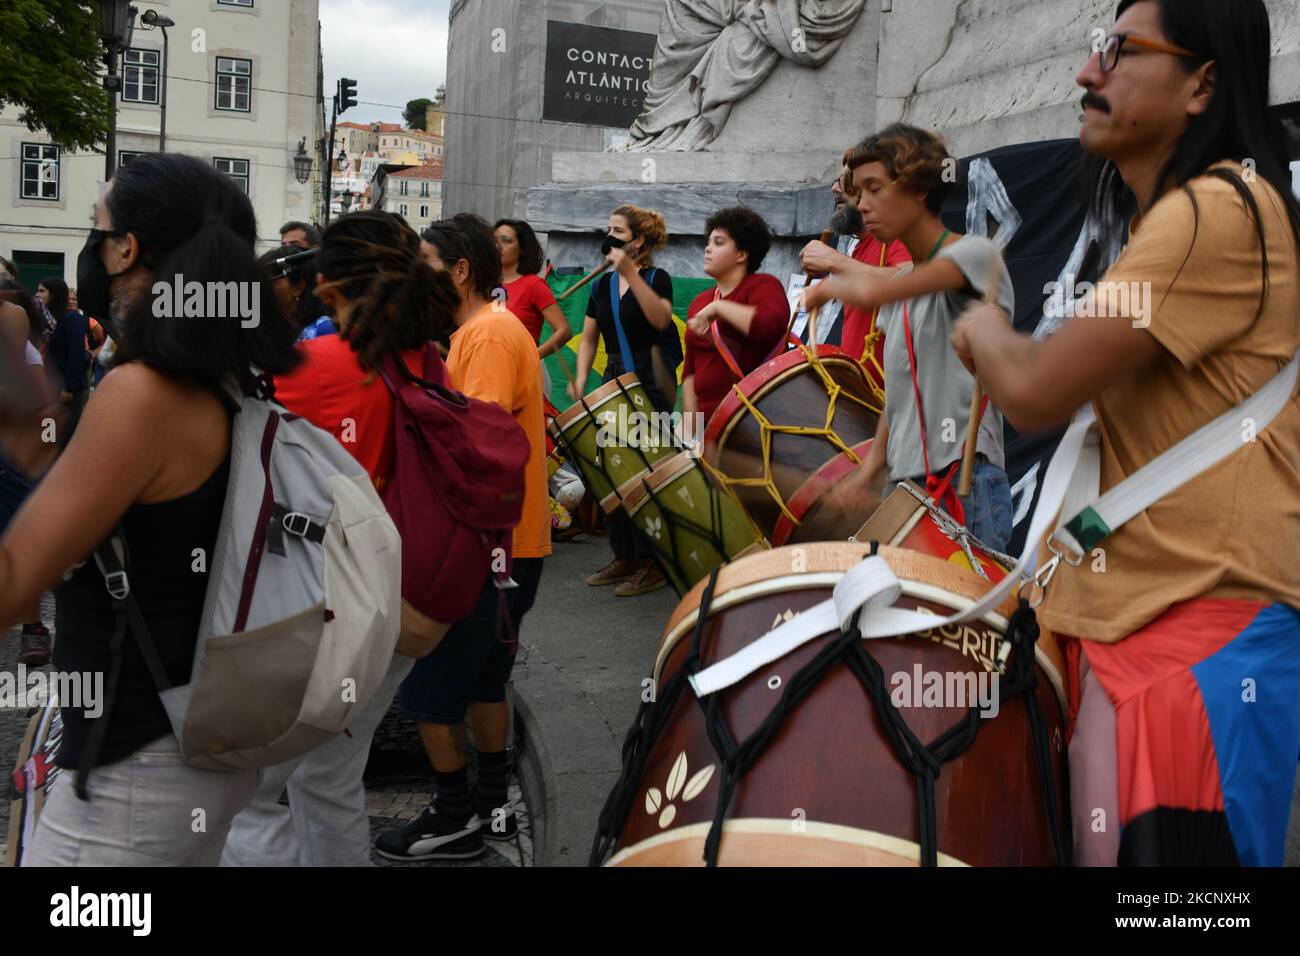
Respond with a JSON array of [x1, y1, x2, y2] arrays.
[[666, 751, 688, 801], [647, 516, 664, 540], [682, 764, 715, 801], [646, 750, 717, 829]]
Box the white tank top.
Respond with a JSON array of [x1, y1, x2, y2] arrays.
[[25, 341, 41, 365]]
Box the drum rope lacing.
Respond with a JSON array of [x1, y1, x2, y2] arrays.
[[710, 344, 883, 528], [588, 550, 1072, 868], [630, 457, 763, 595]]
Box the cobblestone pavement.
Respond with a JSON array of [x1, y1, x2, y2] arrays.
[[1, 593, 531, 867]]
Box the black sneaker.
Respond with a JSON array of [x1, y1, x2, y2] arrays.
[[374, 806, 484, 861], [477, 801, 518, 841]]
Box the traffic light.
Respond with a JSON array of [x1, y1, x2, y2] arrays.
[[337, 78, 358, 114]]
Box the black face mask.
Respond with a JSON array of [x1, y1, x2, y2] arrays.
[[76, 228, 128, 337], [600, 234, 629, 256]]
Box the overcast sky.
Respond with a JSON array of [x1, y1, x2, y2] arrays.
[[319, 0, 451, 126]]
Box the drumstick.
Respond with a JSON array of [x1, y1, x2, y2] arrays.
[[795, 229, 835, 346], [553, 346, 577, 389], [957, 256, 1004, 499], [556, 261, 612, 302]]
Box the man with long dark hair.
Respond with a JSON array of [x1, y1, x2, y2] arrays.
[[951, 0, 1300, 866]]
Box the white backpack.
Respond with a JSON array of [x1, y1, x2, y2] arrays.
[[84, 394, 401, 792]]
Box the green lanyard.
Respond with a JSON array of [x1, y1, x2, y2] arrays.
[[925, 228, 951, 262]]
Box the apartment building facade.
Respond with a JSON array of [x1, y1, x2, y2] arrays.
[[1, 0, 322, 290]]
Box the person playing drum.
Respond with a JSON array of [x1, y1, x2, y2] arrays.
[[806, 124, 1016, 553], [951, 0, 1300, 866], [571, 205, 677, 596], [682, 207, 792, 441]]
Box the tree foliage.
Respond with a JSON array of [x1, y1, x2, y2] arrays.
[[0, 0, 112, 152], [403, 97, 434, 131]]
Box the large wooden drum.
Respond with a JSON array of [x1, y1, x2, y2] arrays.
[[702, 346, 881, 543], [594, 542, 1069, 867]]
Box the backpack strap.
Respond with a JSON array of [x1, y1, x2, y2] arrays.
[[607, 273, 637, 375], [79, 529, 174, 800]]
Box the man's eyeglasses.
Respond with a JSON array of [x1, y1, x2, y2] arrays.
[[1099, 32, 1205, 74]]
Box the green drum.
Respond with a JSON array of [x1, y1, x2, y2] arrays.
[[617, 450, 767, 595], [549, 372, 678, 512]]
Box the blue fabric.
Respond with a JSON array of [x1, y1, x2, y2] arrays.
[[1192, 603, 1300, 866], [608, 273, 637, 373], [956, 458, 1013, 553], [296, 316, 337, 342]]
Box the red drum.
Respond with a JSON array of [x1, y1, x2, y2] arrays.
[[592, 542, 1069, 867], [703, 345, 881, 543], [769, 440, 873, 547], [852, 481, 1014, 584]]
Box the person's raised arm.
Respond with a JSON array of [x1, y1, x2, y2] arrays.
[[538, 302, 573, 359], [0, 365, 167, 627], [570, 316, 599, 402], [610, 248, 672, 330]]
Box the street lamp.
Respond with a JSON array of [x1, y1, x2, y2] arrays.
[[293, 138, 313, 184], [340, 190, 354, 214], [336, 149, 349, 173], [139, 9, 174, 153], [99, 0, 138, 180]]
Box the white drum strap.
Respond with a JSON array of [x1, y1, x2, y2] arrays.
[[691, 352, 1298, 698]]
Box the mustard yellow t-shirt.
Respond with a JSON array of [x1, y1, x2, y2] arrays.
[[447, 303, 552, 560], [1039, 162, 1300, 643]]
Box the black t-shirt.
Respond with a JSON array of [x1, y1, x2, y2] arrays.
[[585, 267, 674, 356], [54, 460, 228, 770]]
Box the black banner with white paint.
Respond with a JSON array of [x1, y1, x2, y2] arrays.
[[542, 21, 656, 128]]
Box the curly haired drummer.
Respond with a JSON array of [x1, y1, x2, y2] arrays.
[[806, 124, 1016, 553], [952, 0, 1300, 866]]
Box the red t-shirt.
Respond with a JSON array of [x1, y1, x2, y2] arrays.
[[683, 272, 790, 423], [840, 235, 911, 367], [503, 274, 557, 344], [273, 334, 423, 489]]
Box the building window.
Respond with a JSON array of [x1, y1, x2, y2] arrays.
[[214, 157, 250, 193], [215, 57, 252, 112], [398, 180, 408, 196], [217, 0, 254, 6], [123, 48, 160, 104], [399, 203, 408, 217], [119, 151, 148, 167], [420, 181, 429, 197], [20, 143, 59, 200], [419, 205, 430, 218]]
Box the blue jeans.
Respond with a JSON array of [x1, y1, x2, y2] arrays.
[[956, 459, 1013, 554]]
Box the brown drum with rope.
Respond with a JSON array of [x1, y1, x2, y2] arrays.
[[702, 345, 881, 543], [590, 542, 1069, 867]]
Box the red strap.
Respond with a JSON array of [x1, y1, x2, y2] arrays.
[[707, 286, 790, 380]]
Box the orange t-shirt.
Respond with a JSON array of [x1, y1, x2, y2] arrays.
[[447, 303, 552, 559], [273, 334, 423, 489]]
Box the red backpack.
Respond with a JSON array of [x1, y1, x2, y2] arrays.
[[379, 344, 530, 654]]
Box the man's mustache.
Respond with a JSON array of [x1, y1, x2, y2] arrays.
[[1081, 92, 1112, 114]]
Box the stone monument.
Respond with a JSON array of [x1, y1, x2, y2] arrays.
[[528, 0, 881, 279]]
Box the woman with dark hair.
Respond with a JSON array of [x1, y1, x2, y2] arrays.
[[495, 219, 572, 367], [0, 280, 52, 665], [36, 275, 90, 440], [570, 204, 677, 596], [0, 151, 300, 865], [376, 213, 548, 861], [682, 206, 791, 432], [950, 0, 1300, 866], [222, 209, 461, 867], [256, 243, 330, 340]]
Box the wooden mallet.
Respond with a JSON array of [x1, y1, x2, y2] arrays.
[[957, 256, 1004, 499]]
